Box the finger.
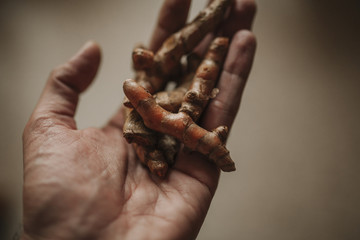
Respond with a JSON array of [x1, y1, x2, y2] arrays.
[[148, 0, 191, 52], [221, 0, 257, 36], [201, 30, 256, 131], [31, 41, 101, 129], [194, 0, 256, 56]]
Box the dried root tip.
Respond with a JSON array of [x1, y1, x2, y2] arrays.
[[158, 134, 180, 165], [148, 160, 168, 178], [123, 70, 157, 108], [208, 145, 235, 172], [213, 125, 228, 144], [147, 150, 169, 178], [134, 144, 169, 178], [132, 48, 154, 72]]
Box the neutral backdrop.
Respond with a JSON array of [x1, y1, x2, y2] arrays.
[[1, 0, 360, 239]]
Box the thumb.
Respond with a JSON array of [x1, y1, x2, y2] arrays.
[[30, 41, 101, 130]]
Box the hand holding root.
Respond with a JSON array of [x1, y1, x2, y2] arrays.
[[122, 0, 236, 177]]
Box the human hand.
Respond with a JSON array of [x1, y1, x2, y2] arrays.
[[22, 0, 256, 239]]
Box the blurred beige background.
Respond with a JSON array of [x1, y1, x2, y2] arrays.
[[1, 0, 360, 239]]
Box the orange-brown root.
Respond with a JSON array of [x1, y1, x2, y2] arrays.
[[124, 79, 235, 171], [134, 144, 169, 178], [122, 0, 235, 176], [180, 37, 229, 121], [154, 0, 232, 77]]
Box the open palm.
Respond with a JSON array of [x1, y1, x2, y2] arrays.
[[22, 1, 256, 239]]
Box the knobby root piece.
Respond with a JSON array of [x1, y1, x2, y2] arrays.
[[122, 0, 235, 176], [130, 0, 231, 93], [154, 80, 191, 113], [132, 48, 154, 73], [131, 135, 178, 178], [180, 37, 229, 121], [123, 79, 235, 172], [134, 144, 168, 178], [154, 0, 232, 77], [123, 109, 157, 146], [123, 79, 191, 151], [123, 54, 201, 175]]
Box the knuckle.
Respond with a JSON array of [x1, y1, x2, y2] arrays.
[[49, 64, 79, 91], [211, 97, 239, 121], [233, 30, 257, 49], [50, 64, 72, 81]]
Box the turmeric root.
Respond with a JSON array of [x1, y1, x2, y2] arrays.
[[131, 0, 232, 90], [123, 78, 235, 172], [154, 0, 232, 77], [124, 38, 234, 171], [134, 144, 169, 178], [180, 37, 229, 121], [123, 53, 201, 177], [122, 0, 235, 177]]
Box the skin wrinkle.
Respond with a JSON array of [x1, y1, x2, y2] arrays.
[[99, 181, 131, 235], [24, 148, 70, 178], [24, 184, 83, 238], [176, 148, 220, 192], [122, 176, 138, 206], [51, 64, 83, 94], [165, 187, 209, 239], [223, 32, 256, 76], [207, 97, 237, 129], [27, 116, 60, 136], [115, 171, 210, 240], [173, 168, 213, 198], [121, 187, 160, 227], [122, 214, 175, 240], [26, 146, 122, 238], [25, 130, 78, 170], [213, 85, 240, 114], [24, 155, 67, 187], [120, 190, 198, 240], [46, 80, 79, 116], [29, 113, 76, 134], [76, 182, 121, 236]]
